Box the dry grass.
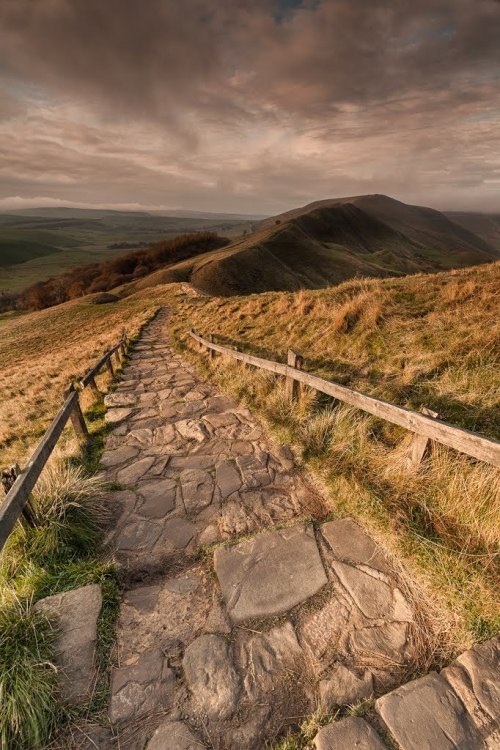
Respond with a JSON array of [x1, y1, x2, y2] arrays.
[[169, 262, 500, 649]]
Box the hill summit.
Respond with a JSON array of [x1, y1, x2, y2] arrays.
[[122, 194, 499, 297]]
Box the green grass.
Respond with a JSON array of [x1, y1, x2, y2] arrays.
[[0, 594, 60, 750]]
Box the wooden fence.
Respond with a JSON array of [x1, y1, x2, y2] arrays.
[[0, 333, 129, 552], [189, 330, 500, 469]]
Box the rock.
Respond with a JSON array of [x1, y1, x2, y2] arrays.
[[182, 634, 241, 720], [104, 393, 136, 407], [236, 453, 271, 488], [162, 517, 196, 549], [214, 525, 328, 623], [153, 424, 177, 444], [105, 407, 133, 424], [101, 445, 139, 468], [319, 664, 374, 710], [321, 518, 391, 573], [109, 649, 175, 724], [351, 622, 409, 665], [376, 672, 484, 750], [215, 460, 242, 498], [298, 597, 349, 672], [146, 720, 203, 750], [71, 724, 115, 750], [198, 523, 220, 546], [137, 478, 177, 517], [115, 519, 163, 551], [204, 596, 232, 634], [331, 561, 395, 620], [203, 412, 239, 429], [117, 457, 155, 485], [126, 427, 154, 446], [176, 419, 208, 442], [442, 636, 500, 734], [314, 717, 386, 749], [238, 622, 306, 702], [180, 469, 214, 514], [34, 584, 102, 704]]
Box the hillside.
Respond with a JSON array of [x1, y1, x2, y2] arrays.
[[123, 195, 499, 297], [2, 262, 497, 652], [0, 209, 251, 293], [446, 211, 500, 252]]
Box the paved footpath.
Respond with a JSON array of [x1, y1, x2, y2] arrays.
[[95, 311, 498, 750]]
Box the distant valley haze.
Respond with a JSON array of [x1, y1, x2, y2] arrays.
[[1, 0, 500, 215]]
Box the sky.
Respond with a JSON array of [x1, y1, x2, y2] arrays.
[[1, 0, 499, 215]]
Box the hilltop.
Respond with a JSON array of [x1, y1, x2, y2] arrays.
[[117, 194, 499, 298]]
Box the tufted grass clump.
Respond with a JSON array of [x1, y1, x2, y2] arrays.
[[0, 463, 109, 582], [0, 592, 60, 750]]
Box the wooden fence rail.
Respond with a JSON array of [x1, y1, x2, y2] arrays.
[[0, 334, 128, 552], [189, 330, 500, 469]]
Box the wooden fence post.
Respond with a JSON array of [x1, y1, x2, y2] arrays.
[[66, 383, 89, 442], [87, 375, 100, 397], [114, 348, 121, 367], [207, 334, 215, 361], [406, 407, 439, 470], [105, 353, 115, 378], [286, 349, 304, 401], [1, 464, 37, 526]]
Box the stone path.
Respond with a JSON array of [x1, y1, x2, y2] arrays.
[[89, 310, 498, 749]]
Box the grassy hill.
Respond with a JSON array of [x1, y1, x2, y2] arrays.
[[122, 195, 498, 297], [0, 209, 252, 293], [1, 262, 498, 650], [446, 211, 500, 252]]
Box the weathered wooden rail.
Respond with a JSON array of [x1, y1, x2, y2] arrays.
[[189, 330, 500, 469], [0, 333, 129, 552]]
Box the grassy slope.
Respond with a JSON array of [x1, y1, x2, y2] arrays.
[[167, 262, 500, 648], [1, 263, 498, 652], [124, 202, 498, 298]]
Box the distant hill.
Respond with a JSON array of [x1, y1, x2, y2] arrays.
[[445, 212, 500, 252], [120, 195, 498, 297]]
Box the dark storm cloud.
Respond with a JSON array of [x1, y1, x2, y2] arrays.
[[0, 0, 499, 212]]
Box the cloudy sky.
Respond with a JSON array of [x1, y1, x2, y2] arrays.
[[1, 0, 499, 214]]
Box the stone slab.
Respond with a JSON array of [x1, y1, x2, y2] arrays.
[[331, 560, 395, 620], [314, 717, 386, 749], [146, 720, 202, 750], [319, 664, 374, 710], [182, 634, 240, 720], [117, 457, 155, 485], [321, 518, 391, 573], [351, 622, 409, 665], [109, 649, 175, 724], [376, 672, 484, 749], [137, 478, 177, 517], [34, 584, 102, 704], [105, 407, 133, 424], [214, 525, 327, 623]]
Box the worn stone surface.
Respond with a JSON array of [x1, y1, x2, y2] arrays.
[[101, 445, 139, 467], [215, 459, 242, 498], [351, 622, 410, 665], [146, 720, 203, 750], [442, 636, 500, 730], [377, 672, 485, 749], [331, 560, 396, 620], [109, 649, 175, 723], [117, 456, 155, 485], [314, 717, 386, 750], [34, 584, 102, 704], [182, 634, 241, 720], [214, 525, 328, 623], [319, 664, 374, 710], [104, 392, 137, 407], [105, 407, 133, 423], [137, 478, 177, 517], [180, 469, 214, 513], [321, 519, 391, 573], [298, 597, 349, 672]]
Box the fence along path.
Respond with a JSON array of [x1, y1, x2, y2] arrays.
[[0, 334, 128, 552], [189, 330, 500, 469]]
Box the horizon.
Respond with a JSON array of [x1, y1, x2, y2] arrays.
[[1, 1, 500, 214]]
